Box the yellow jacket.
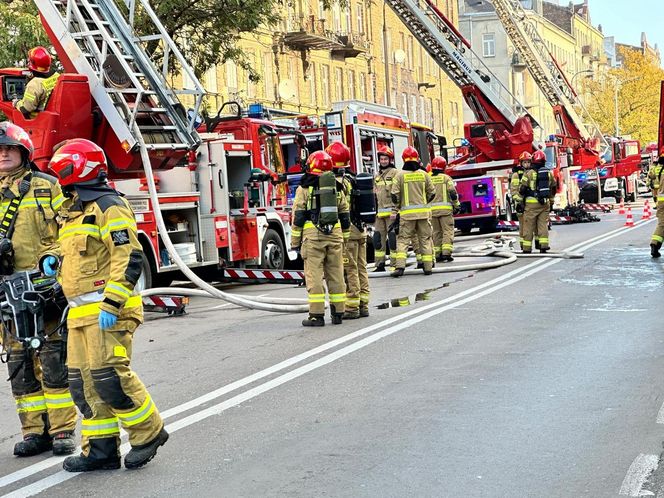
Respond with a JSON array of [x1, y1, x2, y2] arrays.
[[0, 168, 64, 271], [374, 167, 398, 218], [15, 72, 60, 118], [429, 172, 459, 217], [648, 163, 664, 202], [510, 169, 524, 205], [520, 168, 556, 205], [58, 191, 143, 326], [390, 168, 434, 221]]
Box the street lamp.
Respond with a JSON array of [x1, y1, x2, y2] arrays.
[[570, 69, 593, 89]]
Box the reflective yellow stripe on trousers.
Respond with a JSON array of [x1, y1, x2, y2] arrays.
[[82, 417, 120, 437], [15, 395, 46, 413], [44, 392, 75, 409], [117, 395, 155, 427]]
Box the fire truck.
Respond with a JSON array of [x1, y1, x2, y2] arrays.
[[0, 0, 295, 287]]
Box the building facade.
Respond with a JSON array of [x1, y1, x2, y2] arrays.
[[201, 0, 464, 141], [458, 0, 606, 141]]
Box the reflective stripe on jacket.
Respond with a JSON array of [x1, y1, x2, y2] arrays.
[[391, 170, 434, 220]]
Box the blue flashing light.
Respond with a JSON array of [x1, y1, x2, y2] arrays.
[[599, 168, 608, 177], [548, 134, 556, 142], [248, 103, 265, 119]]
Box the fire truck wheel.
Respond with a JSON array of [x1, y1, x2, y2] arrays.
[[261, 228, 285, 270]]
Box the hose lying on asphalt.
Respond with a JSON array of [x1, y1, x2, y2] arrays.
[[141, 287, 306, 305], [137, 134, 309, 313]]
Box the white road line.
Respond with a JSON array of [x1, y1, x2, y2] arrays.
[[619, 454, 659, 496], [655, 402, 664, 425], [0, 220, 652, 496]]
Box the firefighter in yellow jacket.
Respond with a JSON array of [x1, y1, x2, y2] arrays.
[[373, 146, 398, 272], [649, 149, 664, 257], [327, 141, 371, 319], [291, 150, 351, 326], [49, 139, 167, 472], [429, 156, 460, 262], [13, 47, 60, 119], [519, 150, 556, 253], [0, 122, 77, 457], [510, 151, 533, 250], [391, 147, 435, 277]]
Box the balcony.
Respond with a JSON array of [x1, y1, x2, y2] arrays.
[[331, 32, 370, 58], [282, 15, 344, 51]]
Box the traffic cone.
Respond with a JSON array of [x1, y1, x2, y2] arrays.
[[624, 206, 634, 227], [618, 200, 625, 215], [642, 199, 652, 220]]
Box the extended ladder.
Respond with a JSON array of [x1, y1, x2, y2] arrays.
[[385, 0, 530, 127], [490, 0, 605, 144], [36, 0, 204, 152]]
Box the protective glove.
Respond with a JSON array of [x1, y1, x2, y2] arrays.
[[452, 206, 461, 215], [42, 256, 58, 276], [291, 246, 301, 256], [516, 203, 524, 214], [99, 310, 118, 331]]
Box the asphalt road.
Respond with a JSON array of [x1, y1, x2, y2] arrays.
[[1, 206, 663, 497]]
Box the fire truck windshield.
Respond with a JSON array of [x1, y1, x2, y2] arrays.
[[259, 129, 287, 176]]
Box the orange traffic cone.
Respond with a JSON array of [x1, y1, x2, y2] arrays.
[[642, 199, 652, 220], [624, 206, 634, 227], [618, 200, 625, 215]]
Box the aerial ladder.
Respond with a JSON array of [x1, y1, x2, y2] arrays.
[[384, 0, 538, 174]]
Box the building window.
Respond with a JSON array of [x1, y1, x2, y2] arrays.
[[321, 64, 331, 106], [335, 67, 344, 101], [205, 65, 218, 95], [356, 2, 365, 34], [407, 36, 414, 70], [318, 0, 325, 20], [411, 94, 418, 122], [435, 98, 442, 131], [482, 33, 496, 58], [333, 5, 341, 32], [450, 101, 459, 131], [309, 64, 317, 107], [345, 6, 352, 33], [245, 52, 256, 99], [401, 92, 408, 115], [359, 72, 366, 101], [348, 70, 356, 100], [226, 61, 238, 93], [263, 53, 274, 100], [288, 59, 299, 99]]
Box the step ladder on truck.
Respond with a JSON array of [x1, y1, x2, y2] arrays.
[[385, 0, 543, 233]]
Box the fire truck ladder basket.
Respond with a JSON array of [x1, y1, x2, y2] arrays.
[[385, 0, 528, 125], [489, 0, 608, 147], [37, 0, 204, 152]]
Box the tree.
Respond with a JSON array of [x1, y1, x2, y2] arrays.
[[584, 47, 664, 144], [0, 0, 50, 69]]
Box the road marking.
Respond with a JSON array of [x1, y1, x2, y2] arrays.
[[619, 454, 659, 496], [0, 219, 653, 496], [656, 402, 664, 425]]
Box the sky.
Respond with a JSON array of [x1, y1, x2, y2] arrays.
[[583, 0, 664, 54]]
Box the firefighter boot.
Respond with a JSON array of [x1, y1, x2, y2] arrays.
[[436, 253, 444, 263], [416, 262, 424, 270], [14, 434, 52, 457], [52, 432, 76, 456], [652, 243, 662, 258], [124, 427, 169, 470], [374, 262, 386, 272], [331, 305, 343, 325], [343, 310, 360, 320], [442, 255, 454, 262], [360, 305, 370, 318], [63, 454, 121, 472], [534, 239, 541, 250], [391, 268, 404, 278], [302, 315, 325, 327]]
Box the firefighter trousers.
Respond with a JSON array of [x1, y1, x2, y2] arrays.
[[522, 202, 550, 252], [6, 332, 77, 438], [395, 218, 433, 271], [517, 213, 538, 249], [302, 231, 346, 316], [651, 202, 664, 247], [373, 216, 391, 265], [344, 236, 369, 313], [432, 214, 455, 257], [67, 318, 163, 460]]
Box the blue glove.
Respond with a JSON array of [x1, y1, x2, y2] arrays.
[[42, 256, 58, 276], [99, 310, 118, 330]]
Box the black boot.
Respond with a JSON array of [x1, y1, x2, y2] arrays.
[[359, 306, 370, 318], [14, 434, 52, 457], [390, 268, 404, 278], [52, 432, 76, 456], [435, 253, 444, 262], [374, 262, 386, 272], [652, 244, 661, 258], [302, 315, 325, 327], [534, 239, 541, 250], [540, 248, 548, 254], [125, 428, 169, 470], [343, 310, 360, 319], [416, 262, 423, 270], [423, 268, 433, 275], [63, 453, 121, 472], [331, 314, 343, 325], [442, 255, 454, 262]]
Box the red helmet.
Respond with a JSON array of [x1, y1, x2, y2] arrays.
[[518, 151, 532, 162], [325, 141, 350, 169], [531, 150, 546, 164], [49, 139, 108, 186], [377, 145, 394, 160], [402, 146, 420, 163], [305, 150, 333, 176], [27, 46, 52, 73], [430, 156, 447, 171], [0, 122, 34, 163]]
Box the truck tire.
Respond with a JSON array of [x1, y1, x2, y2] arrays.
[[261, 228, 285, 270]]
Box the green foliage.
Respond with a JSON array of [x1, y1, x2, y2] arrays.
[[0, 0, 50, 68]]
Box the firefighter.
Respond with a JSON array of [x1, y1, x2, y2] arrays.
[[13, 47, 61, 119], [430, 156, 460, 262], [511, 151, 532, 249], [48, 139, 168, 472], [373, 146, 398, 272], [0, 122, 76, 457], [520, 150, 556, 253], [326, 142, 370, 319], [291, 150, 350, 326], [390, 147, 435, 277], [649, 149, 664, 257]]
